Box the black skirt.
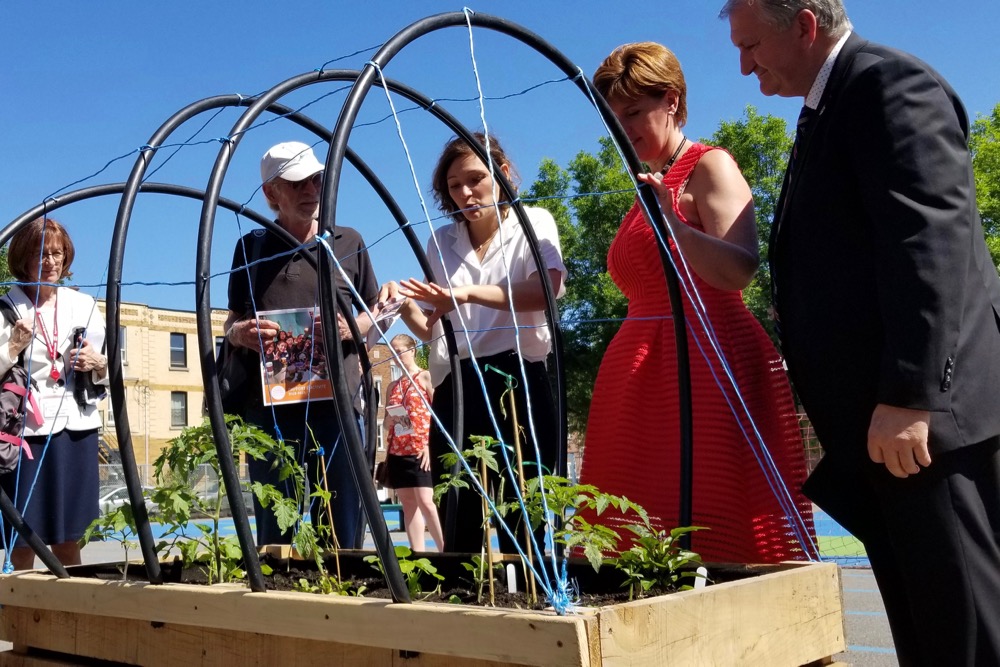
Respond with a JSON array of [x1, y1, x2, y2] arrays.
[[386, 454, 432, 489], [1, 428, 100, 546]]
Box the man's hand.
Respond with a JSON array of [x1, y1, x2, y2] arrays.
[[867, 404, 932, 478], [229, 318, 280, 349], [336, 313, 351, 341]]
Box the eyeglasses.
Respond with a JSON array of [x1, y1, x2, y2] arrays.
[[40, 251, 64, 263], [283, 173, 323, 191]]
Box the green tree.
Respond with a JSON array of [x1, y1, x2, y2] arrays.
[[0, 247, 14, 296], [524, 137, 632, 435], [970, 102, 1000, 271], [700, 106, 792, 338]]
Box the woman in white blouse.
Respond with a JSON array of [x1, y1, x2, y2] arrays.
[[0, 217, 109, 569], [398, 133, 566, 554]]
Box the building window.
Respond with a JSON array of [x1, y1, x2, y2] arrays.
[[215, 336, 225, 359], [170, 333, 187, 368], [106, 388, 123, 428], [390, 365, 401, 381], [375, 376, 383, 402], [170, 392, 188, 428], [377, 419, 385, 451], [119, 326, 128, 365]]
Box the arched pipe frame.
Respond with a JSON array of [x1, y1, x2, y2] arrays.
[[192, 69, 553, 597], [193, 73, 490, 599], [325, 11, 694, 546], [113, 89, 445, 599], [0, 10, 693, 594], [0, 89, 437, 594]]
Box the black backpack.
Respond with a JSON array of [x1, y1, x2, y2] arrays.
[[217, 232, 265, 417], [0, 297, 38, 473]]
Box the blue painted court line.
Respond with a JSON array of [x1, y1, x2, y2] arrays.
[[848, 645, 897, 655], [846, 611, 886, 617], [844, 588, 881, 593]]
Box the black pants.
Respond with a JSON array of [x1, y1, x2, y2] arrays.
[[429, 351, 558, 555], [246, 404, 364, 549], [808, 437, 1000, 667]]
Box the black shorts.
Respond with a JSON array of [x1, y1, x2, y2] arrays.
[[386, 454, 432, 489]]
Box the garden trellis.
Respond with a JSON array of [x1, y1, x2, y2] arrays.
[[0, 9, 821, 613]]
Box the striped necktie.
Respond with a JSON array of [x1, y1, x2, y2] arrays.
[[790, 105, 816, 173]]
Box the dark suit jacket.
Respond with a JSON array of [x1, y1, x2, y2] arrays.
[[771, 33, 1000, 520]]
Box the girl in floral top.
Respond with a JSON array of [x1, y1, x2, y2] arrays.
[[384, 334, 444, 551]]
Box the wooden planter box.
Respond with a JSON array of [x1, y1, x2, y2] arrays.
[[0, 560, 844, 666]]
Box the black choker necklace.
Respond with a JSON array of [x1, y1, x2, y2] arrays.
[[659, 137, 687, 175]]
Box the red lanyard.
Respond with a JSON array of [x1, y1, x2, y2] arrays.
[[34, 300, 60, 381]]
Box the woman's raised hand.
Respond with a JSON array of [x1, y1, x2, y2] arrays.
[[399, 278, 467, 328]]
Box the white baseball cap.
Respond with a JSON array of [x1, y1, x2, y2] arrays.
[[260, 141, 324, 184]]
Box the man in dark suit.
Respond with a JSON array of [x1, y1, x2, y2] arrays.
[[722, 1, 1000, 664]]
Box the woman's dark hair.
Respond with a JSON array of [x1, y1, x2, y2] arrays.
[[8, 217, 76, 283], [431, 132, 519, 224]]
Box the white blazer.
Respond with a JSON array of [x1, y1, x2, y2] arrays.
[[0, 286, 108, 436]]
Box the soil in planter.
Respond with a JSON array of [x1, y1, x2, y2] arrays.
[[64, 551, 769, 611]]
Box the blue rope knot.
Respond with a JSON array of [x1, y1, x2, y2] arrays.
[[547, 563, 578, 615], [315, 446, 326, 457], [2, 561, 13, 575]]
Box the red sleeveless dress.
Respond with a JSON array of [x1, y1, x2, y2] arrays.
[[579, 143, 815, 563]]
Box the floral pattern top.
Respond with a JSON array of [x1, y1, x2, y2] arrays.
[[386, 373, 432, 457]]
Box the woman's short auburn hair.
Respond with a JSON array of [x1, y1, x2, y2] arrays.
[[8, 217, 75, 283], [593, 42, 688, 127], [431, 132, 519, 224]]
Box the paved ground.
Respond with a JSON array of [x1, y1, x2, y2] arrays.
[[837, 568, 898, 666]]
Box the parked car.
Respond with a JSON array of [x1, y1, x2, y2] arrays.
[[196, 485, 255, 518], [99, 486, 155, 516]]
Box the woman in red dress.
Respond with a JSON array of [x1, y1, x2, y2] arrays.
[[579, 42, 815, 563]]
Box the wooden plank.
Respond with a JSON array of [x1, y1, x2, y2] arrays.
[[0, 607, 539, 667], [595, 561, 844, 666], [0, 562, 843, 667], [0, 651, 87, 666], [0, 578, 590, 667]]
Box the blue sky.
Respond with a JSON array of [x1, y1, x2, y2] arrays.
[[2, 1, 998, 315]]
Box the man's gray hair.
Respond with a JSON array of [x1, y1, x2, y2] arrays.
[[720, 0, 852, 37]]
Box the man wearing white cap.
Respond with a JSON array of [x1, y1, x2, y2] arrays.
[[224, 141, 380, 548]]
